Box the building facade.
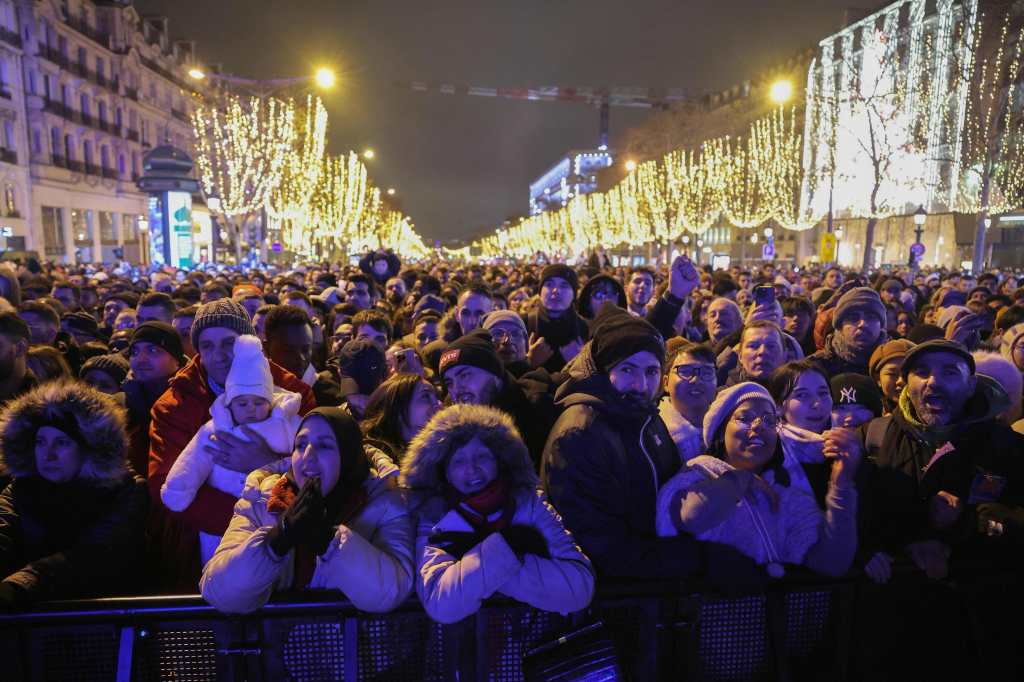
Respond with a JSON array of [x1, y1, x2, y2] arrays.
[[0, 0, 208, 264], [529, 148, 612, 216]]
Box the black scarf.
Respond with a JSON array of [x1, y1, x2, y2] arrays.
[[532, 307, 588, 349]]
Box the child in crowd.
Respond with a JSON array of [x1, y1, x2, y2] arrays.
[[829, 373, 884, 428], [161, 334, 302, 565]]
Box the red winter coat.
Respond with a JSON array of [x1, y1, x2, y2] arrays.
[[148, 356, 315, 592]]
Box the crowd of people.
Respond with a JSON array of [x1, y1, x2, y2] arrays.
[[0, 249, 1022, 675]]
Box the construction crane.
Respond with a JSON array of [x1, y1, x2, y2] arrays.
[[393, 81, 691, 148]]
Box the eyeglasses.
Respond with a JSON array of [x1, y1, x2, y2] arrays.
[[489, 328, 526, 343], [673, 365, 716, 382], [732, 412, 778, 429]]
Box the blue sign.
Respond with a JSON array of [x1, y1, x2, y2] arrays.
[[762, 238, 775, 260], [272, 242, 283, 253]]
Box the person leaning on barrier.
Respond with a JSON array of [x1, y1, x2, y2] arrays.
[[0, 381, 148, 610], [200, 407, 414, 614], [401, 404, 594, 624]]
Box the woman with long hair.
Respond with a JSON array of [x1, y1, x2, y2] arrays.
[[361, 374, 440, 466]]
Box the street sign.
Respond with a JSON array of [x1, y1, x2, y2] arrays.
[[819, 232, 837, 262], [910, 242, 925, 258], [272, 242, 283, 252]]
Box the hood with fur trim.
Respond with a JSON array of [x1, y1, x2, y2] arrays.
[[400, 404, 538, 493], [0, 379, 128, 482]]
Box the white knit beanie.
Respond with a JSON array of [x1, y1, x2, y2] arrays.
[[224, 335, 274, 405], [702, 381, 776, 449]]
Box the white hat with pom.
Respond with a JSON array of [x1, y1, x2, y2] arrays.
[[225, 334, 274, 405]]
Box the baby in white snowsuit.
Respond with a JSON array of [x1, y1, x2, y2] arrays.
[[161, 334, 302, 565]]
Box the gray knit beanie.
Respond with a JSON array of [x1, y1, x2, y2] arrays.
[[190, 298, 256, 350], [832, 287, 886, 329], [702, 381, 776, 450]]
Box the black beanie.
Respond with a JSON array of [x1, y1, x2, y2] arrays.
[[130, 321, 186, 365], [540, 264, 579, 296], [590, 305, 665, 372], [439, 329, 504, 379], [829, 373, 884, 418], [79, 353, 130, 385]]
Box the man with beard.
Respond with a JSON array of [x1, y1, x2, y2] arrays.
[[481, 309, 530, 377], [541, 306, 758, 582], [810, 287, 887, 377], [385, 276, 407, 307], [0, 312, 35, 404], [659, 339, 717, 462], [859, 339, 1024, 679], [439, 329, 553, 466]]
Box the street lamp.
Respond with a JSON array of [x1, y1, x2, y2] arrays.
[[387, 188, 396, 196], [624, 159, 637, 172], [913, 205, 927, 241], [314, 67, 337, 90], [188, 68, 206, 81], [363, 149, 376, 160], [769, 79, 793, 105]]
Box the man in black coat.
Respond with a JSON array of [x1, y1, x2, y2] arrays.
[[541, 305, 757, 582]]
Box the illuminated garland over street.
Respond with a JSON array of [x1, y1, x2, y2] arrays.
[[473, 107, 810, 258]]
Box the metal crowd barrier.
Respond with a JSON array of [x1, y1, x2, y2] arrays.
[[0, 565, 1012, 681]]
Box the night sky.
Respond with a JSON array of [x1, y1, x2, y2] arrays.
[[134, 0, 857, 244]]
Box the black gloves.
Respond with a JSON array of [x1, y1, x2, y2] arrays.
[[266, 477, 328, 557], [500, 525, 551, 559], [429, 531, 481, 559]]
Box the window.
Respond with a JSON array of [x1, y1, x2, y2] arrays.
[[77, 46, 86, 70], [61, 84, 70, 107], [122, 213, 139, 243], [0, 59, 7, 91], [118, 153, 125, 174], [4, 184, 15, 216], [131, 151, 139, 177], [115, 107, 122, 127], [96, 57, 105, 78], [82, 140, 93, 166], [100, 144, 109, 170], [80, 93, 90, 117], [64, 134, 74, 160], [141, 119, 148, 143], [32, 129, 42, 154], [50, 128, 60, 156], [1, 120, 11, 149], [42, 206, 65, 256], [58, 34, 67, 59], [72, 209, 91, 247], [99, 211, 116, 244], [98, 100, 106, 123]]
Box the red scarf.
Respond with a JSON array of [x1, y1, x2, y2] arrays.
[[451, 477, 515, 533], [267, 475, 369, 589]]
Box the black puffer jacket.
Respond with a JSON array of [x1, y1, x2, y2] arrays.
[[0, 381, 148, 607], [863, 376, 1024, 558], [540, 344, 702, 579]]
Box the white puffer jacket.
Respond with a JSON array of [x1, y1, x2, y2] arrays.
[[199, 466, 415, 614]]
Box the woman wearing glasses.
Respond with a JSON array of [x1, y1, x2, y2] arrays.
[[655, 381, 861, 578]]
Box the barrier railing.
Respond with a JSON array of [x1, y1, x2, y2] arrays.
[[0, 563, 1015, 681]]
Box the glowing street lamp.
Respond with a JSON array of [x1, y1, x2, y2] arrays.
[[188, 68, 206, 81], [769, 79, 793, 105], [363, 149, 376, 160], [624, 159, 637, 172], [386, 188, 396, 196], [314, 67, 336, 90]]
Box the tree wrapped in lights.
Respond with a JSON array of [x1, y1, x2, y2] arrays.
[[192, 95, 298, 263], [948, 6, 1024, 272], [267, 96, 329, 249]]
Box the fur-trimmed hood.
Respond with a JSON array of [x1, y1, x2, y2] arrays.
[[400, 404, 538, 493], [0, 379, 128, 482]]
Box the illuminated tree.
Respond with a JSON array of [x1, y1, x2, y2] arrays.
[[191, 95, 299, 263], [267, 96, 329, 251]]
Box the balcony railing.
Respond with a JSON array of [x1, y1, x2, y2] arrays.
[[36, 43, 69, 69], [42, 100, 71, 118], [0, 148, 17, 165], [63, 16, 110, 48], [126, 129, 139, 142], [70, 62, 87, 78], [0, 26, 20, 48], [51, 155, 67, 169], [79, 113, 93, 127], [84, 162, 99, 176], [98, 119, 109, 133], [101, 167, 119, 180]]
